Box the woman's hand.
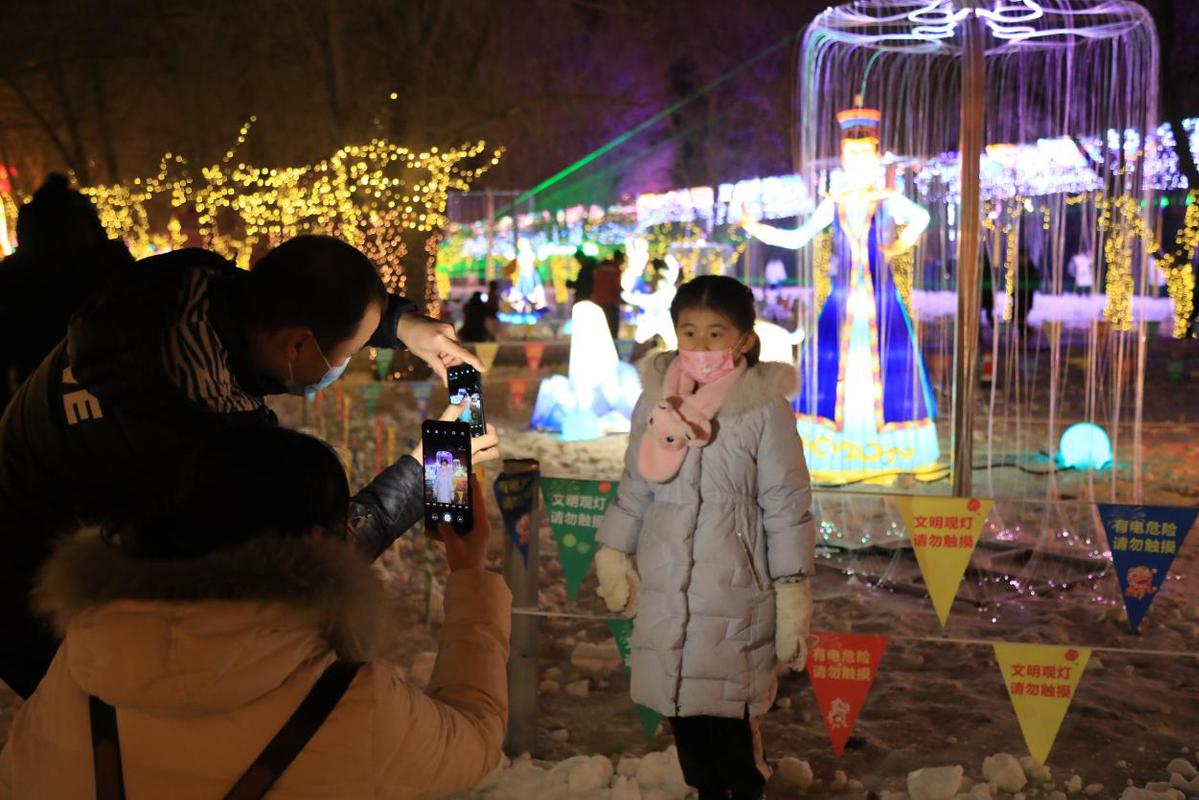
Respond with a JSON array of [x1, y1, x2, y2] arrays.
[[409, 405, 501, 465], [396, 313, 485, 384], [439, 475, 491, 572]]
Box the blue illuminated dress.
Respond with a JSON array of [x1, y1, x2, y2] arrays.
[[794, 194, 939, 481]]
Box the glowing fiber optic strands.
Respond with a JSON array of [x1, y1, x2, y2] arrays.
[[808, 1, 1147, 50], [911, 139, 1104, 202]]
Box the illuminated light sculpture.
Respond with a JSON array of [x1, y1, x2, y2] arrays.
[[745, 106, 940, 484], [499, 238, 548, 322], [620, 237, 681, 349], [530, 300, 642, 439], [796, 0, 1158, 496], [754, 320, 804, 366]]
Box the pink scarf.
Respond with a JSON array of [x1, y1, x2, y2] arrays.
[[637, 357, 748, 483]]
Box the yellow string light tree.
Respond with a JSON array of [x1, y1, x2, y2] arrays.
[[79, 120, 502, 313]]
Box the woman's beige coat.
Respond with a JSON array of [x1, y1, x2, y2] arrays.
[[0, 532, 510, 799]]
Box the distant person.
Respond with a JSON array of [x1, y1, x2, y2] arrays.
[[0, 174, 134, 410], [0, 425, 510, 798], [764, 257, 787, 291], [1069, 249, 1093, 295], [1013, 248, 1040, 336], [0, 234, 494, 698], [568, 247, 597, 303], [596, 275, 814, 800], [980, 251, 995, 328], [593, 256, 623, 337], [922, 253, 943, 289], [459, 290, 496, 342], [485, 279, 501, 316]]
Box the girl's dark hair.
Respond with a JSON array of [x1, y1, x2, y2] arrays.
[[122, 425, 350, 560], [238, 235, 388, 351], [669, 274, 761, 366]]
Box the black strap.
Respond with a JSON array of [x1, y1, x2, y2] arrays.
[[88, 659, 361, 800], [89, 695, 126, 800], [223, 660, 362, 800]]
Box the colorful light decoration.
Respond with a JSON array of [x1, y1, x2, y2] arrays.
[[1057, 422, 1113, 471], [743, 107, 941, 484], [43, 120, 502, 309]]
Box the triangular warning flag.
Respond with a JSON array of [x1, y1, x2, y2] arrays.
[[608, 619, 663, 743], [993, 643, 1090, 765], [1097, 503, 1197, 633], [524, 342, 546, 372], [897, 496, 992, 626], [374, 348, 395, 381], [541, 477, 615, 599], [508, 378, 529, 410], [806, 631, 889, 758], [475, 342, 500, 373], [361, 383, 384, 414]]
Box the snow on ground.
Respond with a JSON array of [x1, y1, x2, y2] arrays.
[[2, 349, 1197, 798]]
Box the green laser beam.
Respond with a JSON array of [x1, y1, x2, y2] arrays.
[[495, 29, 801, 219]]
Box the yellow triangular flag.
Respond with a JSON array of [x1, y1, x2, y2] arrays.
[[993, 643, 1090, 764], [475, 342, 500, 373], [896, 496, 992, 626]]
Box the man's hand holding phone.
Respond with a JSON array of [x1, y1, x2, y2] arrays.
[[438, 475, 490, 570], [409, 404, 500, 465]]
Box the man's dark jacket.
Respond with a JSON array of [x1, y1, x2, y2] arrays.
[[0, 249, 424, 696]]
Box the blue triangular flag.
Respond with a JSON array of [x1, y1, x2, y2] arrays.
[[1098, 503, 1198, 633], [493, 469, 538, 563]]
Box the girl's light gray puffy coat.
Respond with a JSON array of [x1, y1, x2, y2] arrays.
[[597, 353, 815, 719]]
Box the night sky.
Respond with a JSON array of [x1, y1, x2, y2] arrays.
[[3, 1, 1198, 202]]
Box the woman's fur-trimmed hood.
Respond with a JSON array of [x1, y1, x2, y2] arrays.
[[33, 532, 391, 713], [637, 351, 799, 418]]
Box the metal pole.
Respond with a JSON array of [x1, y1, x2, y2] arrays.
[[500, 458, 541, 756], [952, 11, 985, 497]]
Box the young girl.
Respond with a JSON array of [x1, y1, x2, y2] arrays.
[[596, 275, 815, 800]]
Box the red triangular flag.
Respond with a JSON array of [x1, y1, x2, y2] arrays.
[[508, 378, 529, 410], [806, 631, 889, 757], [524, 342, 546, 372]]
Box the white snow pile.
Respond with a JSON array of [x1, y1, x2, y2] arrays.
[[1117, 756, 1199, 800], [457, 748, 691, 800], [449, 747, 1199, 800], [898, 751, 1127, 800]]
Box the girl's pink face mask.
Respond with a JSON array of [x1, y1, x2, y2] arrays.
[[676, 335, 746, 384]]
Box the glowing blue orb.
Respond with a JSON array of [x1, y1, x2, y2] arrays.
[[1058, 423, 1112, 470]]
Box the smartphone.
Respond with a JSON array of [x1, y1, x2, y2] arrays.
[[447, 364, 487, 438], [422, 420, 473, 535]]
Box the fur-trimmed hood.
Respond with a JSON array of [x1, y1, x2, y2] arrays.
[[32, 531, 391, 714], [637, 351, 799, 418]]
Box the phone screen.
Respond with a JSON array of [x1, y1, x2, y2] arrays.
[[448, 364, 486, 438], [422, 420, 473, 535]]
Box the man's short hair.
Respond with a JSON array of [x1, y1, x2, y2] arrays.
[[240, 235, 388, 348]]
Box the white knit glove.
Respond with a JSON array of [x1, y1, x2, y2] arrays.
[[595, 547, 640, 618], [775, 580, 813, 670]]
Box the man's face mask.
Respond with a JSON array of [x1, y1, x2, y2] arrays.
[[285, 336, 350, 396]]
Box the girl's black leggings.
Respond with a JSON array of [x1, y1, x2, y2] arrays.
[[668, 713, 768, 800]]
